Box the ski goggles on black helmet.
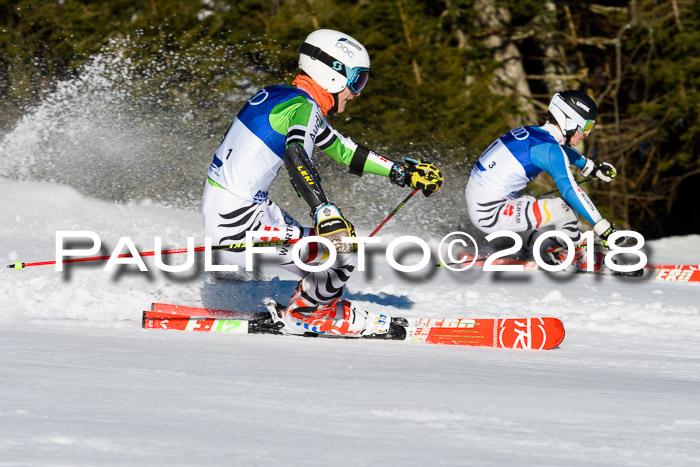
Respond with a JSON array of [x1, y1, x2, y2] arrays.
[[578, 119, 595, 135], [549, 92, 596, 136], [299, 42, 369, 94]]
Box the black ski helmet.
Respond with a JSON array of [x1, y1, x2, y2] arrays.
[[547, 90, 598, 144]]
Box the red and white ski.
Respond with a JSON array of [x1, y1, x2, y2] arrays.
[[455, 254, 700, 283], [142, 303, 566, 350], [643, 264, 700, 283], [401, 316, 564, 350]]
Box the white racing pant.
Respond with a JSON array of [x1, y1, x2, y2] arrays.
[[202, 182, 357, 305], [465, 178, 582, 246]]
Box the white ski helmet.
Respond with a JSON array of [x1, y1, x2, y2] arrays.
[[548, 90, 598, 138], [298, 29, 370, 94]]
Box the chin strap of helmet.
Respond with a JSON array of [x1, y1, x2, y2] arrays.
[[564, 132, 574, 147], [547, 110, 575, 147], [330, 93, 339, 113]]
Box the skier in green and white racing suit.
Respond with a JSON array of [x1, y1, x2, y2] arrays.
[[202, 29, 443, 337]]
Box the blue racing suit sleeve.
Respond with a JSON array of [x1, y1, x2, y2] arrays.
[[531, 143, 602, 225], [563, 146, 587, 169]]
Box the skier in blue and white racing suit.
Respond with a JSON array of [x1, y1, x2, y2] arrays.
[[202, 29, 443, 336], [465, 90, 622, 264]]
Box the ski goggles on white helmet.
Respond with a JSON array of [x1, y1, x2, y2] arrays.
[[299, 42, 369, 94], [549, 93, 596, 135], [345, 67, 370, 94]]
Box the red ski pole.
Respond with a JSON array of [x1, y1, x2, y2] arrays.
[[369, 189, 419, 237]]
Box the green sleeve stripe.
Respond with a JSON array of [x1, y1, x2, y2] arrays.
[[322, 139, 391, 177], [363, 154, 392, 177], [269, 95, 314, 138], [321, 138, 353, 165]]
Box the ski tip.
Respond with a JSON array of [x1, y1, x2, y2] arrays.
[[546, 318, 566, 350], [7, 262, 24, 270]]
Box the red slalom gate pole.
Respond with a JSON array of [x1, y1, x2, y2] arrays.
[[8, 190, 420, 271], [7, 240, 302, 271]]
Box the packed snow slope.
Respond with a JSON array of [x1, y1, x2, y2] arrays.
[[1, 178, 699, 466]]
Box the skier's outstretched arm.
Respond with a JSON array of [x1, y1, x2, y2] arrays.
[[315, 121, 444, 197], [533, 144, 626, 245], [563, 146, 617, 183]]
